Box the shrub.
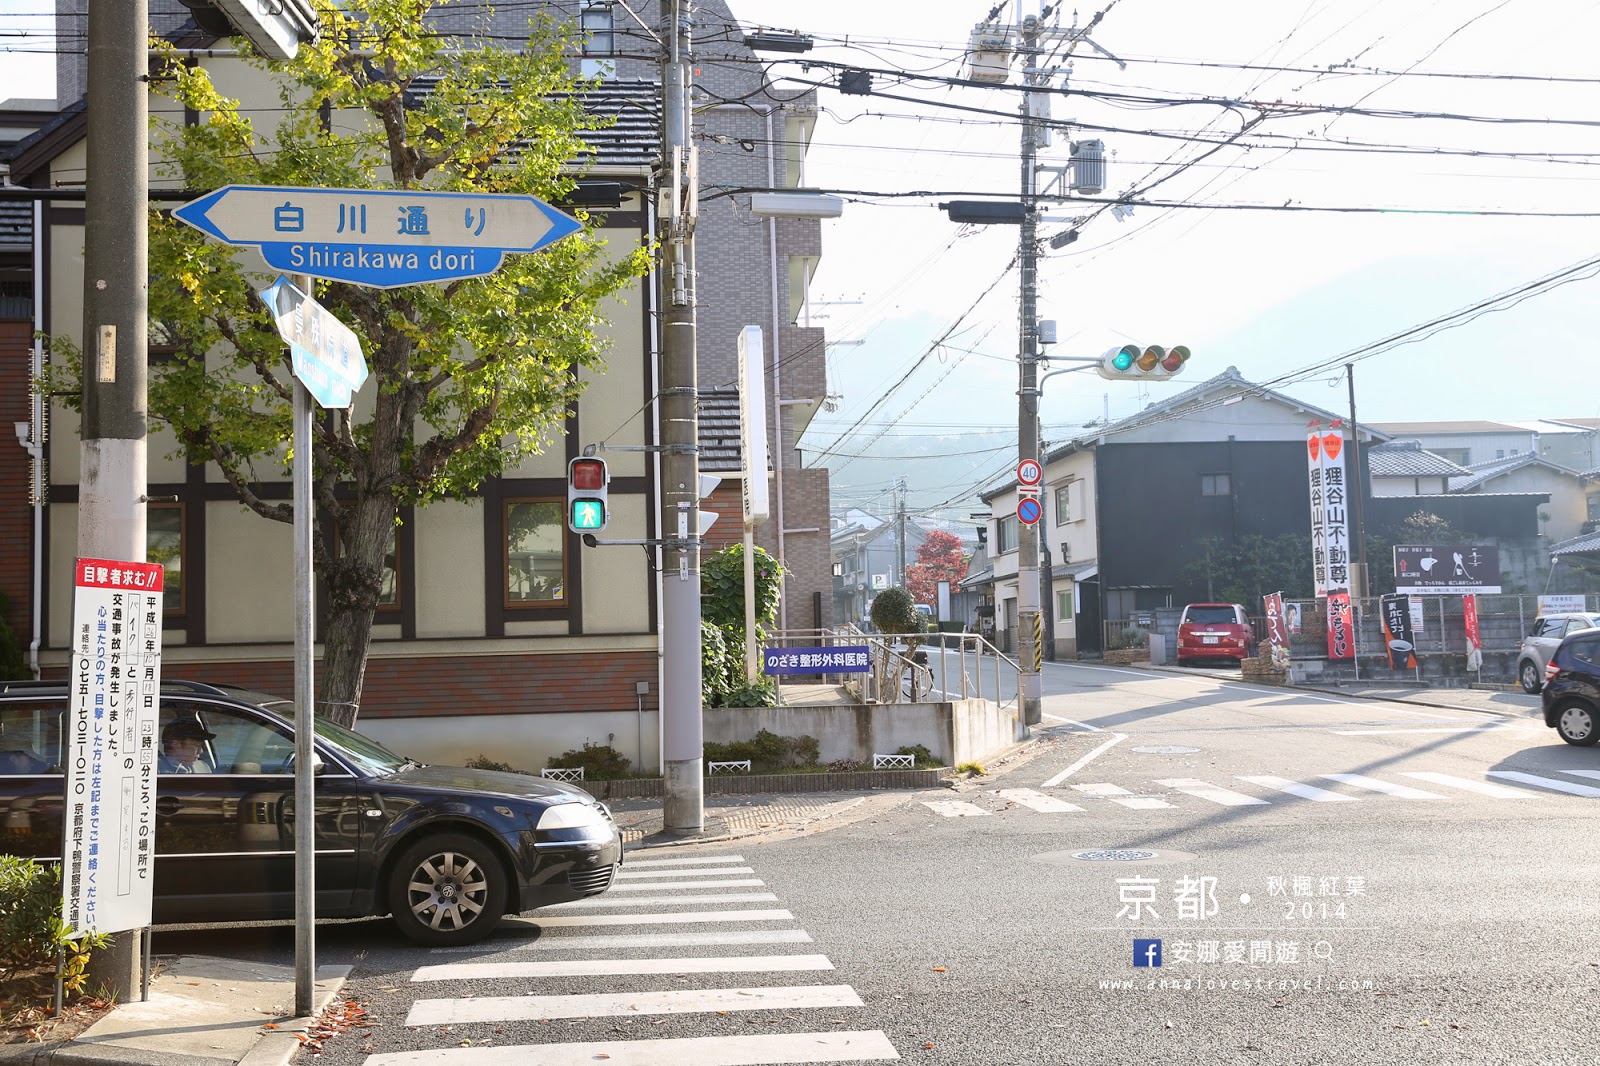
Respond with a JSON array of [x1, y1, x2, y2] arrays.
[[464, 754, 525, 775], [871, 587, 927, 638], [894, 743, 943, 769], [703, 731, 819, 774], [546, 742, 634, 779], [0, 856, 110, 999]]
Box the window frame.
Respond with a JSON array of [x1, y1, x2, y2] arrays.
[[334, 522, 403, 616], [146, 501, 187, 617], [1054, 482, 1072, 525], [503, 497, 569, 609], [996, 515, 1018, 554], [1200, 473, 1232, 497]]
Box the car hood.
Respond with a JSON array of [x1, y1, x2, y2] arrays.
[[383, 764, 593, 804]]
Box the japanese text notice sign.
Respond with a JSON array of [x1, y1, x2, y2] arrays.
[[62, 558, 164, 938], [763, 646, 871, 675]]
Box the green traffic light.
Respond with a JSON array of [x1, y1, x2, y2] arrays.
[[570, 499, 605, 531], [1112, 347, 1135, 371]]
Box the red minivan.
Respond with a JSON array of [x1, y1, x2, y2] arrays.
[[1177, 603, 1255, 664]]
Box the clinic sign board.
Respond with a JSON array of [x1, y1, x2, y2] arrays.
[[62, 559, 165, 938], [764, 647, 872, 675], [174, 185, 583, 288], [1393, 544, 1502, 595]]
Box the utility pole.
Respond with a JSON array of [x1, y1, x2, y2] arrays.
[[658, 0, 703, 834], [896, 477, 908, 588], [1014, 12, 1044, 727], [79, 0, 149, 999], [1346, 364, 1369, 600]]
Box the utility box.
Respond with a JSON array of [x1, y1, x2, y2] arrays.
[[966, 27, 1015, 83], [1071, 140, 1106, 196]]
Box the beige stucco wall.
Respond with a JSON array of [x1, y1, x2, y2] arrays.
[[205, 503, 293, 643], [413, 500, 486, 638], [581, 494, 650, 633]]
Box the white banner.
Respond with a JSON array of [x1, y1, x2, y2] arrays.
[[62, 558, 164, 938], [1307, 423, 1328, 598], [1321, 422, 1352, 596]]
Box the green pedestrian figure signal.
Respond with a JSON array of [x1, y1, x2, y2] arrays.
[[567, 456, 609, 534]]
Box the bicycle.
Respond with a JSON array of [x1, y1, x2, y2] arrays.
[[901, 650, 934, 702]]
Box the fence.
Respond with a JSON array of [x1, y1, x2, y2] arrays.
[[760, 626, 1019, 709]]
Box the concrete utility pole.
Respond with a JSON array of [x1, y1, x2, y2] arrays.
[[658, 0, 704, 833], [896, 477, 908, 588], [1014, 12, 1044, 727], [79, 0, 149, 999]]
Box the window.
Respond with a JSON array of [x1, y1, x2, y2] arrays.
[[996, 515, 1018, 554], [159, 703, 295, 775], [580, 2, 615, 77], [336, 524, 400, 611], [1588, 492, 1600, 522], [1495, 449, 1505, 459], [1057, 589, 1073, 620], [1201, 473, 1231, 497], [1054, 483, 1072, 524], [1433, 448, 1470, 466], [147, 504, 184, 614], [505, 500, 567, 606], [1572, 639, 1600, 666], [0, 704, 62, 775]]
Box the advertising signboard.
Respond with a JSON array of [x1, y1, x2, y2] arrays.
[[1326, 592, 1354, 661], [1380, 594, 1418, 670], [62, 558, 164, 938], [1393, 544, 1502, 595]]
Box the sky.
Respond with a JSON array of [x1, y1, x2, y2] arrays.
[[5, 0, 1600, 517]]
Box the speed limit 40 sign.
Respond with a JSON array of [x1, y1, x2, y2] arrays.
[[1017, 459, 1043, 486]]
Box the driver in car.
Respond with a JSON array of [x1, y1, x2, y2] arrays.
[[159, 718, 217, 774]]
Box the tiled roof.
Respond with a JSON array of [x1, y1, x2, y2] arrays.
[[1370, 420, 1522, 435], [697, 388, 742, 473], [1367, 441, 1469, 478], [1449, 453, 1586, 492], [1551, 529, 1600, 556]]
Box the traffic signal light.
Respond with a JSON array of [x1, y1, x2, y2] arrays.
[[1096, 343, 1191, 381], [567, 457, 609, 534]]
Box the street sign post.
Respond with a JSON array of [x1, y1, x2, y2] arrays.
[[260, 277, 368, 409], [176, 185, 583, 288]]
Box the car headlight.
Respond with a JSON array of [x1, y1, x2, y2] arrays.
[[537, 801, 607, 831]]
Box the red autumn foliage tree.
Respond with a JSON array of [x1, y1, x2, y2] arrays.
[[904, 529, 969, 609]]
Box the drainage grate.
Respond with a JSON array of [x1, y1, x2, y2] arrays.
[[1130, 745, 1201, 755], [1071, 848, 1159, 862]]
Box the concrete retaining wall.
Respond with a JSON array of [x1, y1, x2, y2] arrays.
[[704, 698, 1024, 768]]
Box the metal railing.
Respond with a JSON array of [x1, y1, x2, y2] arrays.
[[759, 626, 1020, 709]]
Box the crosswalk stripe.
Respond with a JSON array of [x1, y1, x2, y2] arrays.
[[1319, 773, 1445, 799], [996, 788, 1084, 812], [1400, 772, 1542, 798], [363, 1030, 901, 1066], [1561, 770, 1600, 782], [616, 867, 755, 879], [1485, 770, 1600, 797], [1236, 775, 1358, 802], [623, 855, 745, 867], [411, 954, 834, 983], [1156, 778, 1269, 806], [549, 892, 778, 909], [431, 930, 816, 954], [528, 909, 794, 928], [612, 879, 765, 892], [923, 800, 991, 817], [405, 984, 863, 1025], [1070, 782, 1176, 809]]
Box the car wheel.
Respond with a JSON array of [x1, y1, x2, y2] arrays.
[[1553, 700, 1600, 747], [1518, 660, 1543, 694], [388, 832, 508, 946]]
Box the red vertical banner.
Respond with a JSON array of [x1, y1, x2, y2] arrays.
[[1326, 592, 1354, 660], [1264, 592, 1288, 651], [1462, 594, 1483, 672]]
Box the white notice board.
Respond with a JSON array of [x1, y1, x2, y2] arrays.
[[61, 558, 165, 938]]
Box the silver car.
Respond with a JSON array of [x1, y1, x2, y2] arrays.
[[1517, 612, 1600, 693]]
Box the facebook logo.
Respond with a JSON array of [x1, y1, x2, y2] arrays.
[[1133, 939, 1163, 967]]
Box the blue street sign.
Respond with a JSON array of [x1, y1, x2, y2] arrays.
[[763, 646, 872, 676], [177, 185, 583, 289], [1017, 496, 1042, 526], [260, 277, 368, 409]]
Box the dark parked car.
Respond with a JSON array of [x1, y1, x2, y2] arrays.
[[0, 681, 622, 945], [1542, 630, 1600, 746]]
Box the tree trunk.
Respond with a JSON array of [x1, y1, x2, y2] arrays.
[[318, 492, 398, 727]]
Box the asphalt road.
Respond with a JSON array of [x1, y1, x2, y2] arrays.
[[162, 667, 1596, 1066]]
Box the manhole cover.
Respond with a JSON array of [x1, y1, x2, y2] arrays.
[[1071, 848, 1158, 862], [1131, 745, 1200, 754]]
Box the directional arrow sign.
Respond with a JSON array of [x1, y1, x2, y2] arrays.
[[261, 277, 367, 409], [177, 185, 583, 289]]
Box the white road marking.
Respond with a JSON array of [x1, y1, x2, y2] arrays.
[[1485, 770, 1600, 797], [1561, 770, 1600, 782], [1040, 732, 1129, 787], [528, 909, 794, 928], [612, 879, 765, 892], [431, 929, 815, 954], [1069, 782, 1176, 809], [1401, 772, 1542, 799], [623, 855, 744, 867], [1157, 778, 1269, 806], [1236, 775, 1359, 802], [996, 788, 1085, 813], [411, 954, 835, 983], [1319, 773, 1445, 799], [922, 800, 991, 818], [549, 892, 778, 909], [616, 866, 755, 879], [1332, 725, 1522, 735], [364, 1030, 901, 1066], [405, 984, 863, 1025]]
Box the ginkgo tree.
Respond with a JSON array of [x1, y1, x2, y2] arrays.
[[49, 1, 650, 726]]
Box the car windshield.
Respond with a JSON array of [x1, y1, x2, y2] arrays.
[[226, 690, 409, 776], [1184, 607, 1238, 625]]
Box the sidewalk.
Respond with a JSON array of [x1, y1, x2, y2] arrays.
[[1, 793, 886, 1066]]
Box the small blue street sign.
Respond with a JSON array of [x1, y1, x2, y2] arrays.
[[260, 277, 368, 409], [177, 185, 583, 289], [1017, 496, 1042, 526], [763, 646, 871, 675]]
